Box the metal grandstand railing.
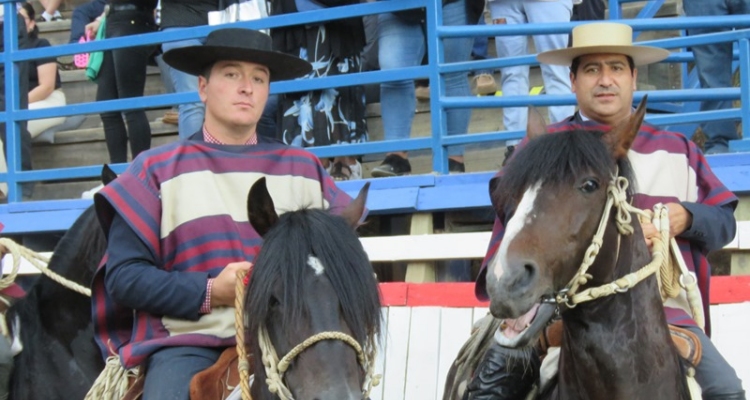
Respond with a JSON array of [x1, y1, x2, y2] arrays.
[[1, 0, 749, 206]]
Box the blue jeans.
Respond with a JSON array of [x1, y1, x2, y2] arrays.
[[488, 0, 575, 132], [683, 0, 749, 152], [377, 0, 472, 157], [682, 325, 745, 397], [161, 28, 207, 139], [142, 346, 223, 400]]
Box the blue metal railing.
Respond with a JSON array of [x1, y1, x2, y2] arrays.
[[1, 0, 749, 207]]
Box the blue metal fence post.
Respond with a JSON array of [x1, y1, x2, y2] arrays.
[[733, 37, 750, 152], [2, 0, 22, 202], [426, 0, 449, 174]]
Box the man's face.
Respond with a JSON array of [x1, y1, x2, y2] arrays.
[[199, 60, 270, 132], [571, 53, 637, 126]]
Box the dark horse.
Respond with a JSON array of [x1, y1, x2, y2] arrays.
[[6, 166, 116, 399], [245, 178, 382, 400], [452, 100, 690, 400]]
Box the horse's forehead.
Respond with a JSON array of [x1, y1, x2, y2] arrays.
[[491, 183, 541, 280]]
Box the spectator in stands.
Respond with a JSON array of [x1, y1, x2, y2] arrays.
[[683, 0, 749, 154], [18, 3, 67, 139], [468, 22, 745, 400], [85, 0, 157, 164], [486, 0, 575, 145], [91, 28, 345, 400], [36, 0, 64, 21], [67, 0, 107, 45], [271, 0, 369, 180], [0, 9, 33, 200], [160, 0, 221, 139], [371, 0, 483, 177]]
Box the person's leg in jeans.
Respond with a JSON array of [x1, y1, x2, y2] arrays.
[[96, 49, 129, 163], [68, 0, 107, 43], [377, 12, 424, 162], [442, 0, 473, 163], [682, 325, 745, 399], [162, 28, 206, 139], [488, 0, 528, 134], [525, 0, 574, 124], [143, 346, 223, 399], [112, 40, 154, 159], [683, 0, 746, 154]]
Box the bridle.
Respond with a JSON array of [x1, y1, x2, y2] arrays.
[[257, 326, 380, 400], [550, 171, 702, 327]]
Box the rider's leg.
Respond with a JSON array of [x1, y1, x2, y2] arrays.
[[142, 346, 223, 400], [0, 336, 12, 400], [681, 325, 745, 400]]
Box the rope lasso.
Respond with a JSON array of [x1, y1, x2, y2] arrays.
[[235, 270, 252, 400], [0, 238, 91, 297]]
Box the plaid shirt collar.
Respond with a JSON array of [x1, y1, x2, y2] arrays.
[[202, 126, 258, 145]]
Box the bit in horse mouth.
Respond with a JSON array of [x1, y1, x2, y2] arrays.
[[495, 300, 557, 348]]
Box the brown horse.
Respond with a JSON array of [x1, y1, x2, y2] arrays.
[[244, 178, 381, 400], [464, 100, 690, 400]]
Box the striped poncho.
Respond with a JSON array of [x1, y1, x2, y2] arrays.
[[92, 137, 352, 368], [476, 117, 738, 334]]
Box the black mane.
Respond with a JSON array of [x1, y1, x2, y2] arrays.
[[246, 208, 381, 345], [494, 129, 636, 209]]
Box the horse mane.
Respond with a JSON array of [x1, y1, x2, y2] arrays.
[[246, 208, 381, 345], [493, 129, 636, 210]]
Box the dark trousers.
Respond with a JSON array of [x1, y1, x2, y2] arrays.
[[68, 0, 108, 43], [142, 346, 223, 400], [96, 8, 156, 164]]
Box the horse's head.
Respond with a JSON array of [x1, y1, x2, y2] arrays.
[[245, 178, 381, 400], [485, 99, 647, 347]]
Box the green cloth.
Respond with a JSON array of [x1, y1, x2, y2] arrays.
[[86, 16, 107, 82]]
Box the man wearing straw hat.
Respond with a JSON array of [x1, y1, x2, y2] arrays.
[[469, 22, 744, 400], [90, 28, 357, 399]]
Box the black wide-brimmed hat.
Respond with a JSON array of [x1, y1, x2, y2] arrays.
[[163, 28, 312, 81]]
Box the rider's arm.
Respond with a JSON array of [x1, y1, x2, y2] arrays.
[[104, 213, 209, 320], [678, 202, 736, 252]]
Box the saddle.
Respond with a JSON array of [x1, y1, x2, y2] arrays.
[[119, 348, 252, 400], [537, 320, 703, 366]]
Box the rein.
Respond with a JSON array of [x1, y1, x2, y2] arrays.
[[0, 238, 91, 297], [257, 326, 380, 400], [552, 174, 704, 329]]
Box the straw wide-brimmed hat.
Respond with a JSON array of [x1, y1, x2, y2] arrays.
[[537, 22, 670, 66], [163, 28, 312, 81]]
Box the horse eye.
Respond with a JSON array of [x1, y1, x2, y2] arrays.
[[579, 179, 600, 193], [269, 295, 280, 309]]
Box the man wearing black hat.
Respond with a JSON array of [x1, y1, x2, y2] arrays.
[[90, 28, 354, 399]]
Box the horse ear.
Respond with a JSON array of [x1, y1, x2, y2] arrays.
[[340, 182, 370, 229], [101, 164, 117, 185], [605, 95, 647, 159], [247, 177, 279, 237], [526, 107, 547, 140]]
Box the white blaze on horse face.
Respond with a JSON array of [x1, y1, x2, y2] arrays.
[[307, 255, 325, 276], [492, 183, 540, 281]]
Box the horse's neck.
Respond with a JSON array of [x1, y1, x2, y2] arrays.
[[556, 230, 685, 400]]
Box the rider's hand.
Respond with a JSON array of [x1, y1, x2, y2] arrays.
[[210, 261, 253, 308], [664, 202, 692, 238], [640, 220, 658, 249]]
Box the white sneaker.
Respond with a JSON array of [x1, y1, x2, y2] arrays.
[[348, 160, 362, 180], [81, 184, 104, 199]]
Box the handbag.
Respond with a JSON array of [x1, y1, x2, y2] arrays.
[[85, 15, 107, 82], [73, 33, 91, 69], [208, 0, 269, 33]]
